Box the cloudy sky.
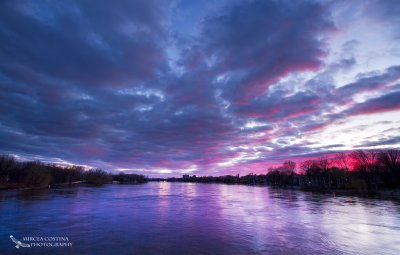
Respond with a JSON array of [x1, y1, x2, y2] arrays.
[[0, 0, 399, 176]]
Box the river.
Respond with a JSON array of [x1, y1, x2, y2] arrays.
[[1, 182, 400, 254]]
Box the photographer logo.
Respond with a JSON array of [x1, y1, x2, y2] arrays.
[[9, 235, 72, 249]]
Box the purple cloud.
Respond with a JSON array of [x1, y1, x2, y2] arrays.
[[0, 0, 399, 176]]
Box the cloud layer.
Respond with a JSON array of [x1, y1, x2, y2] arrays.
[[1, 0, 399, 176]]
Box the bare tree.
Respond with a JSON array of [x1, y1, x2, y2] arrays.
[[350, 150, 380, 190], [350, 150, 379, 172], [334, 152, 349, 171], [300, 160, 315, 174], [283, 160, 296, 174], [318, 158, 330, 172], [378, 149, 400, 173]]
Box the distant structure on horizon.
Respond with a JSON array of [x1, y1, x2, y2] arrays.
[[182, 175, 196, 179]]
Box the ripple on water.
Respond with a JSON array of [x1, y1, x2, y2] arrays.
[[0, 183, 400, 255]]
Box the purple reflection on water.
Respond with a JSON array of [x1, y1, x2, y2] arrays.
[[1, 182, 400, 255]]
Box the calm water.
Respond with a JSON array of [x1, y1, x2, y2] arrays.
[[1, 182, 400, 255]]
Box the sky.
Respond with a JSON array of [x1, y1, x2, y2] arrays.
[[0, 0, 399, 177]]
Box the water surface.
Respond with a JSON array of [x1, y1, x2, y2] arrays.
[[1, 182, 400, 254]]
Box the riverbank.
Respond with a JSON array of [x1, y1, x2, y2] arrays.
[[292, 185, 400, 200], [0, 181, 94, 190], [3, 179, 400, 202], [264, 183, 400, 200], [0, 180, 148, 191], [148, 179, 400, 201]]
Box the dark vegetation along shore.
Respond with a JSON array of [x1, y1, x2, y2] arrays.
[[0, 155, 146, 189], [1, 149, 399, 199], [163, 149, 400, 198]]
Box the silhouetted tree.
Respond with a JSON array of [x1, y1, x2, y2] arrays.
[[113, 173, 147, 184], [83, 169, 112, 185], [334, 152, 350, 171], [350, 150, 380, 189], [19, 161, 52, 188], [377, 149, 400, 187], [0, 155, 16, 183], [283, 160, 296, 174]]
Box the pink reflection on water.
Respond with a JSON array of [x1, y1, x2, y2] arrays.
[[157, 181, 172, 217]]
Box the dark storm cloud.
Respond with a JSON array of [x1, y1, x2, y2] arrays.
[[356, 135, 400, 148], [232, 90, 321, 121], [278, 64, 400, 135], [345, 90, 400, 116], [334, 65, 400, 104], [0, 0, 169, 86], [0, 0, 171, 164], [199, 0, 334, 103]]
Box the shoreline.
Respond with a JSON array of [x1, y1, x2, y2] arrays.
[[153, 180, 400, 201], [3, 181, 400, 201], [0, 182, 148, 191]]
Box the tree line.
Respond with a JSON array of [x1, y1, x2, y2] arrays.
[[0, 155, 146, 189], [170, 149, 400, 192], [1, 149, 399, 191]]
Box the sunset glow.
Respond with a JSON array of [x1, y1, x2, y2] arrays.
[[0, 0, 399, 176]]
